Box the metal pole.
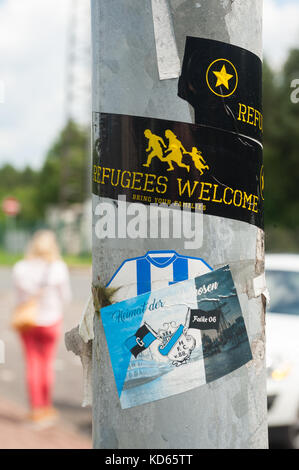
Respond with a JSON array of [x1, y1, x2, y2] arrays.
[[91, 0, 267, 449]]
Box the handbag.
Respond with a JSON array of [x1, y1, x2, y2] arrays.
[[11, 264, 51, 332], [11, 297, 39, 332]]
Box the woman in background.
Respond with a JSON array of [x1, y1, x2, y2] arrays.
[[12, 230, 71, 425]]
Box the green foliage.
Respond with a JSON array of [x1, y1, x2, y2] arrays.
[[0, 164, 40, 223], [263, 50, 299, 240], [37, 120, 89, 210], [0, 120, 89, 224]]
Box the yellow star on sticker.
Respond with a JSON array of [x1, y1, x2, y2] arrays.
[[213, 64, 234, 90]]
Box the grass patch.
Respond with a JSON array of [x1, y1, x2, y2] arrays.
[[63, 254, 92, 268], [0, 250, 22, 266], [0, 249, 91, 268]]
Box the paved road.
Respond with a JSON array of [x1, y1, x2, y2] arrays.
[[0, 265, 92, 439], [0, 396, 91, 449]]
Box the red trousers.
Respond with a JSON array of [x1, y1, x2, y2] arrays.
[[20, 322, 61, 409]]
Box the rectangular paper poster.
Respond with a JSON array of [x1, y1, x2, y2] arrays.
[[100, 266, 252, 409]]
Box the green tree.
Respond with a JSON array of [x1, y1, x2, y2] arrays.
[[0, 120, 89, 224], [263, 59, 284, 226], [37, 120, 89, 211], [263, 49, 299, 251], [0, 164, 40, 223], [277, 49, 299, 228]]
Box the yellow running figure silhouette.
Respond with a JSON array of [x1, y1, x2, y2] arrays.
[[164, 130, 190, 172], [187, 147, 209, 175], [143, 128, 209, 175], [143, 129, 167, 167]]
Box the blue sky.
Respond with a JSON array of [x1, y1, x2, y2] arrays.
[[0, 0, 299, 170]]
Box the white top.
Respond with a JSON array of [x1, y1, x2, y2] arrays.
[[12, 258, 72, 326]]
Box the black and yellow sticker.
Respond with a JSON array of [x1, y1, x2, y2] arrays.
[[92, 113, 263, 229], [178, 37, 263, 143]]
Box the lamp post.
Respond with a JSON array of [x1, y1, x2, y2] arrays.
[[91, 0, 267, 449]]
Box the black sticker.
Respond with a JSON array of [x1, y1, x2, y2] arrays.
[[92, 113, 263, 229], [188, 308, 220, 331], [178, 37, 263, 143]]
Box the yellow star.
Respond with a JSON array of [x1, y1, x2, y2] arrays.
[[213, 64, 234, 90]]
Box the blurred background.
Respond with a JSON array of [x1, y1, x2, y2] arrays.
[[0, 0, 92, 449], [0, 0, 298, 449]]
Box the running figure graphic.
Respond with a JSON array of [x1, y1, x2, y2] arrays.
[[143, 129, 167, 167], [142, 128, 209, 175], [188, 147, 209, 175], [164, 130, 190, 172]]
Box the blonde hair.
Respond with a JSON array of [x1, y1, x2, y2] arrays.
[[26, 230, 61, 263]]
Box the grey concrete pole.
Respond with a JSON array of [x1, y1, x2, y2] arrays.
[[91, 0, 267, 449]]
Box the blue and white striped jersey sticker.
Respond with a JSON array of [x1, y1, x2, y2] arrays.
[[107, 250, 212, 302]]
